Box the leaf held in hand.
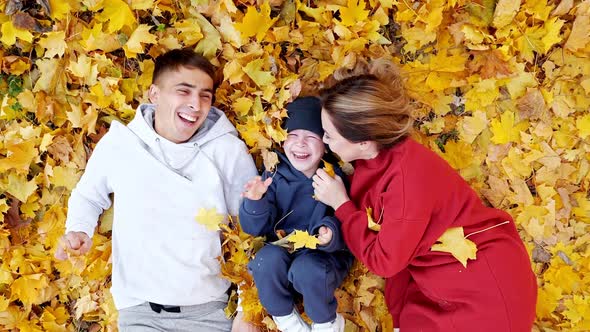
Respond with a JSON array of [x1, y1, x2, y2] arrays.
[[289, 230, 320, 250], [323, 160, 335, 177]]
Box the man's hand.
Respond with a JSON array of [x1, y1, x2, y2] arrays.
[[317, 226, 333, 246], [231, 311, 260, 332], [55, 231, 92, 260], [241, 176, 272, 201]]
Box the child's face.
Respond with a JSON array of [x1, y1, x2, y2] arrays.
[[283, 129, 325, 178]]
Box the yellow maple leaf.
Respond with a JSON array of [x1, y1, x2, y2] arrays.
[[232, 97, 254, 117], [490, 111, 527, 144], [441, 140, 473, 170], [194, 13, 222, 58], [234, 2, 277, 41], [464, 79, 499, 111], [261, 149, 279, 172], [0, 295, 9, 312], [80, 23, 122, 52], [243, 59, 275, 88], [68, 54, 99, 86], [195, 208, 225, 231], [39, 31, 67, 58], [515, 26, 545, 63], [97, 0, 137, 33], [48, 0, 71, 20], [10, 274, 50, 306], [576, 113, 590, 139], [492, 0, 521, 29], [431, 227, 477, 268], [265, 122, 287, 143], [0, 139, 37, 174], [50, 166, 82, 190], [123, 24, 157, 58], [74, 294, 99, 319], [174, 18, 204, 46], [217, 13, 243, 47], [131, 0, 154, 10], [338, 0, 370, 27], [236, 117, 272, 149], [536, 283, 563, 319], [458, 110, 488, 144], [540, 17, 565, 53], [0, 19, 34, 46], [289, 230, 320, 250], [565, 12, 590, 51], [366, 207, 381, 232], [7, 58, 30, 75], [322, 160, 335, 177]]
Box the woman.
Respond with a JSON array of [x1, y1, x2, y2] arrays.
[[311, 61, 537, 331]]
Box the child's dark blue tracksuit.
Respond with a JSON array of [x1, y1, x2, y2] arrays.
[[239, 153, 354, 324]]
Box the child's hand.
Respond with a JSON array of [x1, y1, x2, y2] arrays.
[[241, 176, 273, 201], [317, 226, 333, 246]]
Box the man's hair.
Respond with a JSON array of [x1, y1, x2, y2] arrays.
[[152, 49, 218, 88]]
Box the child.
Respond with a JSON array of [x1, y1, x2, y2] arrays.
[[239, 97, 353, 332]]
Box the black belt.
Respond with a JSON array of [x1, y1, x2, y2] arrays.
[[149, 302, 181, 313]]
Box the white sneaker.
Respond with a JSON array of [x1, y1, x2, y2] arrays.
[[311, 314, 345, 332], [273, 308, 311, 332]]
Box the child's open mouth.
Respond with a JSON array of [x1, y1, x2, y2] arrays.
[[292, 152, 310, 160]]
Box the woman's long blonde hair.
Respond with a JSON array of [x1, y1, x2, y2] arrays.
[[320, 58, 413, 148]]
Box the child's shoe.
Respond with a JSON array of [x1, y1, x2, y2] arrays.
[[273, 308, 311, 332], [311, 314, 345, 332]]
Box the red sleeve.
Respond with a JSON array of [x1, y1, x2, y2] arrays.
[[335, 191, 429, 278]]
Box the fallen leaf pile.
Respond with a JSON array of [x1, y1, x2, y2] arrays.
[[1, 0, 589, 330]]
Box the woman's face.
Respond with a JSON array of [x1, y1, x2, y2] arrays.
[[321, 109, 363, 162]]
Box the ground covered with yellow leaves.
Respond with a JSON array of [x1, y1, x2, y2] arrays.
[[0, 0, 589, 331]]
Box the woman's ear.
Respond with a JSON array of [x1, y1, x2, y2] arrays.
[[359, 141, 369, 151], [148, 84, 159, 104]]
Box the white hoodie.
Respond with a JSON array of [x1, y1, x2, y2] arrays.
[[65, 104, 257, 309]]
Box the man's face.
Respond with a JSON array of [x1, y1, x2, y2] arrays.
[[149, 66, 214, 143]]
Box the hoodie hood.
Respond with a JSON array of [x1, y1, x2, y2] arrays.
[[128, 104, 239, 150]]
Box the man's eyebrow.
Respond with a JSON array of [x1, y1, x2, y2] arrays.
[[174, 83, 213, 94]]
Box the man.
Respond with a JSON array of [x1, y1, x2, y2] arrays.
[[55, 49, 258, 331]]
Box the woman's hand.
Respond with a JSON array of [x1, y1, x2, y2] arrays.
[[312, 168, 350, 210], [241, 176, 272, 201]]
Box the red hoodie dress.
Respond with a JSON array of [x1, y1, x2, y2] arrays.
[[335, 137, 537, 331]]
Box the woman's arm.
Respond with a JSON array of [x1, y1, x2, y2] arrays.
[[335, 198, 428, 277], [313, 168, 430, 278]]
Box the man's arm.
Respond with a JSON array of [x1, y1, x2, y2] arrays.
[[56, 136, 114, 259]]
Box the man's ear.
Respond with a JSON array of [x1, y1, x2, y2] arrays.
[[148, 84, 159, 103]]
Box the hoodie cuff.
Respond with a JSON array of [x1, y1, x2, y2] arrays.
[[242, 197, 269, 215], [335, 200, 357, 222], [65, 221, 96, 238]]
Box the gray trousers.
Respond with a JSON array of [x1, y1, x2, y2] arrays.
[[118, 301, 232, 332]]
